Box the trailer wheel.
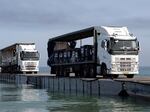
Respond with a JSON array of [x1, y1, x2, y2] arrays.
[[79, 65, 84, 77], [56, 67, 60, 76], [59, 67, 64, 76], [89, 67, 93, 77], [83, 68, 87, 77], [89, 65, 95, 78], [127, 74, 134, 78], [63, 69, 67, 77], [63, 67, 69, 77], [64, 70, 69, 77], [101, 64, 107, 78], [83, 65, 88, 77], [51, 67, 56, 74]]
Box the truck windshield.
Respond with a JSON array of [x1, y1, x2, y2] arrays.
[[109, 39, 139, 55], [20, 51, 39, 60]]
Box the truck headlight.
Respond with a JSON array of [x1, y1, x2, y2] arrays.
[[21, 65, 25, 70], [111, 64, 117, 71], [134, 63, 139, 71]]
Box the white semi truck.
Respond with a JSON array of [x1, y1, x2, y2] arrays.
[[97, 26, 139, 78], [47, 26, 139, 78], [0, 43, 40, 74]]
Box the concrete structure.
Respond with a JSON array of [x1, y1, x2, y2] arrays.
[[0, 73, 149, 98]]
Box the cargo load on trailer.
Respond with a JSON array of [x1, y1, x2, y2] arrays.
[[0, 43, 40, 74], [47, 26, 139, 78]]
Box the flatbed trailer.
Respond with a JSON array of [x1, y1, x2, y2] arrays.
[[48, 27, 98, 77]]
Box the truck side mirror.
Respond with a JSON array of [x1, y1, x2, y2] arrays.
[[104, 41, 107, 50], [101, 40, 108, 50], [137, 41, 140, 50], [107, 41, 109, 49], [38, 52, 40, 58]]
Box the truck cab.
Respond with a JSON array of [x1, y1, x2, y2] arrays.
[[97, 26, 139, 78], [18, 44, 40, 74]]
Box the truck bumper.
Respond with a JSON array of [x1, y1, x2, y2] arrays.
[[110, 71, 139, 75]]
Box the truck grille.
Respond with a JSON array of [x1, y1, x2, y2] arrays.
[[25, 66, 36, 70], [115, 58, 134, 72], [120, 62, 132, 71], [25, 62, 36, 70]]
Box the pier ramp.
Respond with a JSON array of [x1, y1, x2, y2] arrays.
[[0, 73, 150, 98]]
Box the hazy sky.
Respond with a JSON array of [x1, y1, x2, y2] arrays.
[[0, 0, 150, 66]]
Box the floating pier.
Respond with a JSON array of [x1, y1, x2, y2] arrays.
[[0, 73, 150, 98]]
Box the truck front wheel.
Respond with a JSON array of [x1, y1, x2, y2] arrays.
[[127, 74, 134, 78], [101, 64, 107, 78]]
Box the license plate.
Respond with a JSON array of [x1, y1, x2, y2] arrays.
[[123, 72, 129, 74]]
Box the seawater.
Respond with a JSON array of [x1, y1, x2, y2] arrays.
[[0, 67, 150, 112], [139, 66, 150, 76], [0, 81, 150, 112]]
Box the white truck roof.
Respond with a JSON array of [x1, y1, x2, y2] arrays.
[[0, 43, 35, 52], [99, 26, 136, 40], [48, 26, 136, 42], [100, 26, 129, 36]]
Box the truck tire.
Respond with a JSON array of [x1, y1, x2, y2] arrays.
[[56, 67, 60, 76], [101, 64, 107, 78], [127, 74, 134, 78], [89, 65, 95, 78], [79, 65, 84, 77], [83, 65, 88, 78], [83, 68, 87, 77], [51, 67, 55, 74]]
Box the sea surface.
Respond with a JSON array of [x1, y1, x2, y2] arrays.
[[0, 67, 150, 112], [139, 66, 150, 76]]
